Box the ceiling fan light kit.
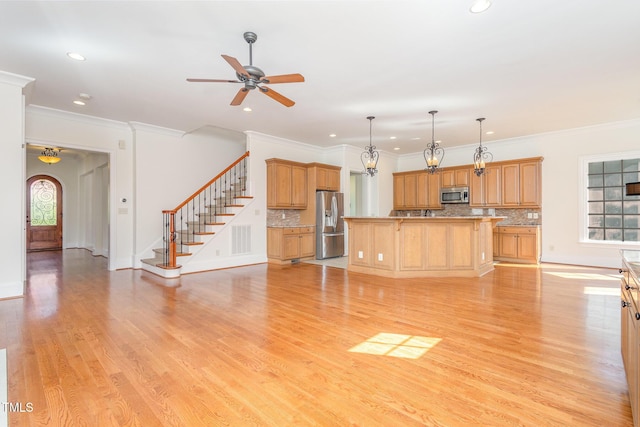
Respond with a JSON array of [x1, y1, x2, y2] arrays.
[[187, 31, 304, 107]]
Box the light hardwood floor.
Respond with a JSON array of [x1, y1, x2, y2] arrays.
[[0, 249, 632, 426]]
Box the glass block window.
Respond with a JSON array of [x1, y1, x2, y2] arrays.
[[587, 158, 640, 242], [30, 179, 57, 226]]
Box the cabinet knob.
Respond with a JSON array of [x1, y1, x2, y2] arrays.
[[636, 312, 640, 321], [620, 268, 626, 274], [622, 300, 629, 308]]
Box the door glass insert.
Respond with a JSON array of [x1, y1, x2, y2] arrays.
[[30, 179, 57, 226]]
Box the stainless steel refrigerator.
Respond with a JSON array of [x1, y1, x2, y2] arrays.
[[316, 191, 345, 259]]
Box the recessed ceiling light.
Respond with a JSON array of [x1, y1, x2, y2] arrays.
[[486, 131, 495, 135], [394, 147, 400, 151], [243, 107, 252, 112], [67, 52, 86, 61], [470, 0, 491, 13], [410, 137, 421, 141], [390, 136, 397, 140], [73, 93, 91, 105], [329, 133, 336, 138]]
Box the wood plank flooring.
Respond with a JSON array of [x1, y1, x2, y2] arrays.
[[0, 249, 632, 426]]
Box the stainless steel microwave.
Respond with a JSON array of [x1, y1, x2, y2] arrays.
[[440, 186, 469, 204]]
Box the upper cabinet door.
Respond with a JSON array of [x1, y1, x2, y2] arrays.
[[501, 163, 520, 206], [519, 161, 541, 207], [266, 159, 308, 209]]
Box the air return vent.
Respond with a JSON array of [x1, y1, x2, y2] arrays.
[[232, 225, 251, 255]]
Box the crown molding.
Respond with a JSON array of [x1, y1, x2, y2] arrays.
[[0, 70, 34, 88]]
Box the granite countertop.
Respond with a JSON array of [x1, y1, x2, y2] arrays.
[[344, 216, 506, 220], [495, 223, 541, 227], [267, 224, 315, 228]]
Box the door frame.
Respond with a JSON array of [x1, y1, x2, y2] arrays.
[[26, 174, 63, 251]]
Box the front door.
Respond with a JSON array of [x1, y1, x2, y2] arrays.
[[27, 175, 63, 251]]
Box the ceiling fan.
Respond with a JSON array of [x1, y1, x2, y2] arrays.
[[187, 31, 305, 107]]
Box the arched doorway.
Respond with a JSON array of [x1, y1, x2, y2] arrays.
[[26, 175, 63, 251]]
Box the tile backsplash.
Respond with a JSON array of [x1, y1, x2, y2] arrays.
[[391, 204, 541, 226], [267, 209, 303, 226]]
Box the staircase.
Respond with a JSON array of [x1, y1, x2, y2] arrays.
[[141, 151, 252, 278]]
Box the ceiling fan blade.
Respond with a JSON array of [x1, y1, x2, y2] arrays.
[[260, 86, 295, 107], [262, 74, 305, 84], [231, 88, 250, 106], [186, 78, 240, 83], [222, 54, 250, 79]]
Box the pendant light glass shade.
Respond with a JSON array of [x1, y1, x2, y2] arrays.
[[472, 118, 492, 176], [38, 147, 61, 165], [423, 110, 444, 174], [361, 116, 379, 177]]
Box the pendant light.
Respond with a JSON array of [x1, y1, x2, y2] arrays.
[[38, 147, 61, 165], [361, 116, 379, 177], [472, 117, 492, 176], [423, 110, 444, 174]]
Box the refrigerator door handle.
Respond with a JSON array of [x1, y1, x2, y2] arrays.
[[331, 195, 338, 231], [322, 232, 344, 237]]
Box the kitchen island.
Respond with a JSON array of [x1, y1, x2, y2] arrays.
[[343, 216, 503, 278]]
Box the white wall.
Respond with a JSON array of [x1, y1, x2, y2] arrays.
[[0, 72, 32, 298], [25, 106, 246, 271], [131, 123, 245, 265]]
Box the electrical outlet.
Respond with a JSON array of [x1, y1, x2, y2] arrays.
[[282, 212, 286, 219], [533, 213, 539, 219], [358, 251, 364, 259], [378, 253, 383, 261], [527, 213, 533, 219]]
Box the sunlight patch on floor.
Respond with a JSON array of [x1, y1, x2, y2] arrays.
[[543, 271, 620, 281], [349, 333, 441, 359]]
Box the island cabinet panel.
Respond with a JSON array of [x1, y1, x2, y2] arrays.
[[350, 222, 373, 267], [424, 223, 449, 269], [450, 223, 474, 269], [372, 222, 395, 270], [399, 223, 425, 270], [346, 216, 501, 278]]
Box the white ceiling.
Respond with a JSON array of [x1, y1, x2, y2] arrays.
[[2, 1, 640, 155]]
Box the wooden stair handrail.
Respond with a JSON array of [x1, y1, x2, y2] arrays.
[[167, 151, 250, 214]]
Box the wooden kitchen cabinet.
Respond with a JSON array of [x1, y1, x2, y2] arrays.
[[393, 171, 441, 210], [267, 226, 315, 262], [501, 159, 542, 208], [441, 167, 469, 188], [310, 163, 341, 191], [266, 158, 308, 209], [621, 250, 640, 427], [470, 157, 542, 208], [494, 226, 540, 263], [469, 164, 502, 207]]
